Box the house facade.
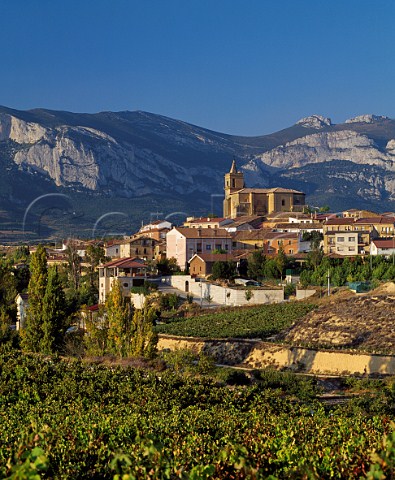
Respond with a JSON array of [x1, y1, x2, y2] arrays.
[[119, 236, 161, 261], [98, 257, 148, 302], [323, 218, 378, 255], [189, 253, 236, 277], [138, 220, 172, 241], [166, 227, 232, 269], [233, 230, 307, 255]]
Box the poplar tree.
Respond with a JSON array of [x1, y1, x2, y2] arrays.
[[106, 280, 131, 357], [21, 245, 47, 352], [41, 267, 67, 354], [130, 305, 158, 359]]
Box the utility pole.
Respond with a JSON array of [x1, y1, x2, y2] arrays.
[[327, 269, 330, 296]]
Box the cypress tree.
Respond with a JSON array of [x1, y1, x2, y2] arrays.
[[21, 245, 47, 352], [41, 267, 67, 354]]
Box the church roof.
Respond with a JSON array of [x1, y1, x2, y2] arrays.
[[234, 187, 305, 195]]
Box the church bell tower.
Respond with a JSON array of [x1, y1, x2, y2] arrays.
[[223, 159, 245, 218]]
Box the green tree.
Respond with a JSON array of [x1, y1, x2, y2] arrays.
[[211, 261, 236, 280], [66, 242, 81, 290], [264, 259, 279, 279], [247, 250, 266, 280], [307, 246, 324, 271], [0, 259, 18, 318], [275, 246, 287, 281], [130, 305, 158, 358], [84, 305, 108, 356], [155, 257, 180, 275], [21, 245, 48, 353], [106, 280, 131, 357], [85, 245, 107, 290], [40, 267, 67, 354]]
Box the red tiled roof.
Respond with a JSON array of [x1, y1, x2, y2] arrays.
[[325, 218, 355, 225], [355, 217, 395, 224], [101, 257, 147, 268], [234, 230, 298, 241], [372, 239, 395, 248], [190, 253, 236, 263], [170, 227, 230, 239]]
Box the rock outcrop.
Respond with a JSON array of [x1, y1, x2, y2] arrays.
[[345, 114, 390, 124], [243, 129, 395, 187], [0, 113, 221, 197], [296, 115, 332, 129]]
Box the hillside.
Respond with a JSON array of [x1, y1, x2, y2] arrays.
[[283, 286, 395, 354], [0, 107, 395, 241]]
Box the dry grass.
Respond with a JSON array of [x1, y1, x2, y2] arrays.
[[284, 285, 395, 354]]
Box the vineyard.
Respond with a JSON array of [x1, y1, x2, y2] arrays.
[[2, 352, 395, 479], [155, 303, 316, 338]]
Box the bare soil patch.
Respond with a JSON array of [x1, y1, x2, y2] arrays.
[[284, 287, 395, 354]]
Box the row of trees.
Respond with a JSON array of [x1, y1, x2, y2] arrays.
[[10, 245, 158, 359], [244, 247, 395, 287], [84, 281, 157, 358], [20, 246, 67, 354]]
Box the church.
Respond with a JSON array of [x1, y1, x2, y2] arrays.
[[223, 160, 305, 218]]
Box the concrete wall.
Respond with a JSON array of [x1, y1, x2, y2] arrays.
[[295, 289, 316, 300], [162, 275, 284, 306], [158, 335, 395, 375], [130, 293, 145, 309]]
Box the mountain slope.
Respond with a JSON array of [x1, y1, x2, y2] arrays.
[[0, 107, 394, 241]]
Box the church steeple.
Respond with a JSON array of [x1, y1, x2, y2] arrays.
[[230, 159, 237, 173]]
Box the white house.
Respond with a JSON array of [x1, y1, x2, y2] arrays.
[[370, 239, 395, 256], [98, 257, 147, 302]]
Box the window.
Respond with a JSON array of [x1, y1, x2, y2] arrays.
[[348, 237, 354, 242], [197, 243, 202, 253], [289, 249, 294, 254], [337, 247, 344, 252], [225, 244, 229, 250], [337, 237, 344, 242], [281, 199, 285, 206], [123, 283, 128, 288], [348, 247, 355, 251], [206, 245, 212, 251]]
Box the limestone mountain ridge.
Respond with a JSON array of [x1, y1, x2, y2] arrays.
[[0, 106, 395, 239]]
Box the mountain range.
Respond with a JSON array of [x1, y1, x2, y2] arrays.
[[0, 106, 394, 242]]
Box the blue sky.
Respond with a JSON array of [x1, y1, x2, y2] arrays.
[[1, 0, 394, 135]]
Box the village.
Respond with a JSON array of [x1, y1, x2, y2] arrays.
[[11, 161, 395, 330]]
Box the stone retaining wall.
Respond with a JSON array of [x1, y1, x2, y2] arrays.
[[158, 335, 395, 375]]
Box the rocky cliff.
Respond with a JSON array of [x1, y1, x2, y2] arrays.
[[0, 107, 395, 239]]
